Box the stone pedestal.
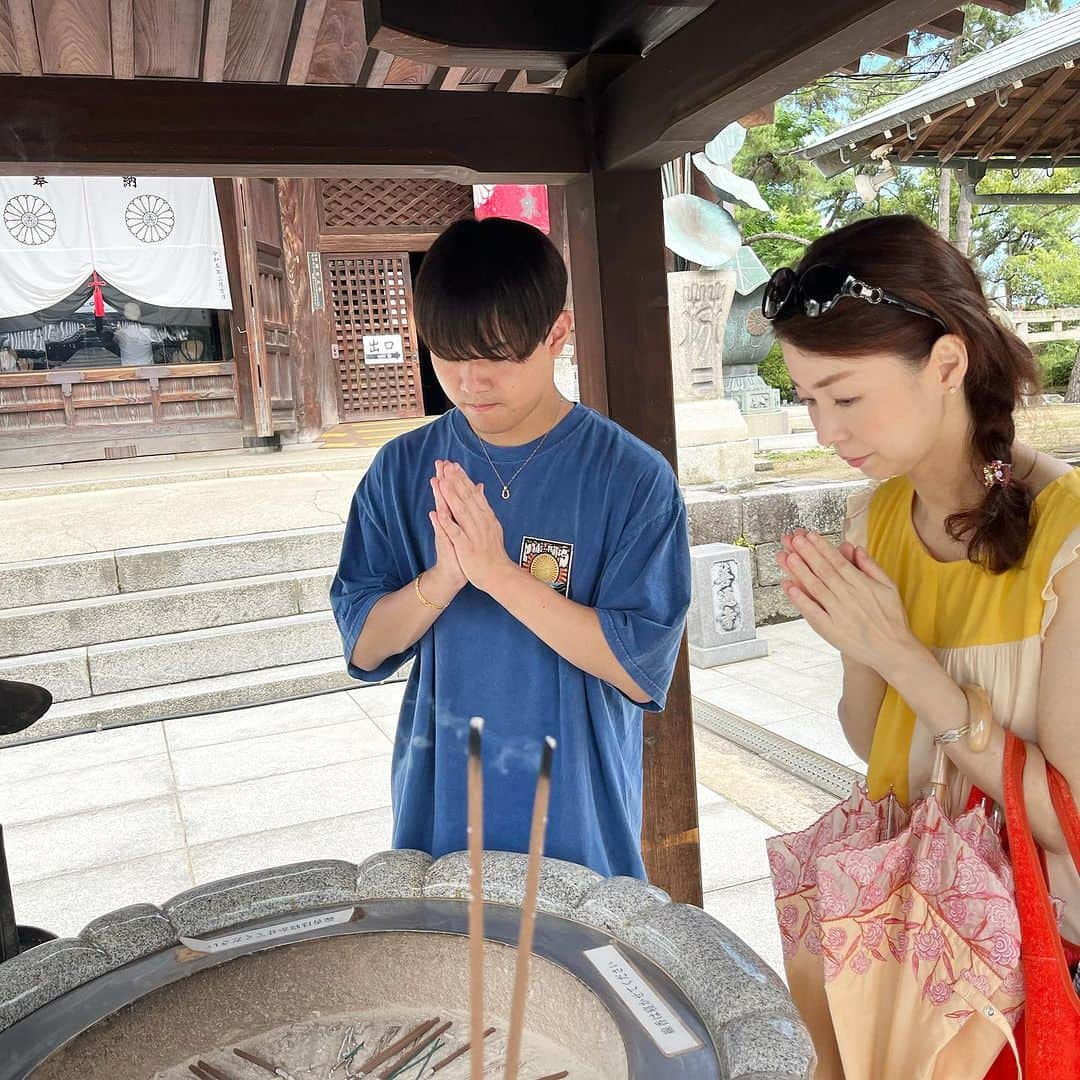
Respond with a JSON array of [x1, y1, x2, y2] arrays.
[[687, 542, 768, 667], [744, 408, 790, 439], [667, 269, 754, 486], [675, 399, 753, 485]]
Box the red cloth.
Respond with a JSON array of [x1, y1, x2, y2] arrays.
[[982, 740, 1080, 1079], [472, 185, 550, 233]]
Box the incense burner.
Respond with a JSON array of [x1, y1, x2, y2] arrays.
[[0, 851, 813, 1079]]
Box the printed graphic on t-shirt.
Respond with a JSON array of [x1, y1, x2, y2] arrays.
[[520, 535, 573, 596]]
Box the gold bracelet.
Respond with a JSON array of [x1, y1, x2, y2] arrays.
[[414, 572, 446, 611]]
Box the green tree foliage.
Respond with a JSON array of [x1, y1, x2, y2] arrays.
[[726, 1, 1078, 389]]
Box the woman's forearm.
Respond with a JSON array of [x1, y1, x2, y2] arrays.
[[887, 647, 1071, 855]]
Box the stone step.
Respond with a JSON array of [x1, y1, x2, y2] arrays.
[[0, 525, 345, 610], [0, 610, 346, 701], [0, 658, 407, 746], [0, 569, 334, 658]]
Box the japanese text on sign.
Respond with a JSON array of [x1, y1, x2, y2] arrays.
[[584, 944, 702, 1056], [363, 333, 404, 365], [180, 907, 355, 954]]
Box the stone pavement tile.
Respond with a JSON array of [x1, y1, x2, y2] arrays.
[[0, 722, 166, 784], [703, 877, 786, 982], [169, 716, 391, 790], [689, 665, 738, 694], [758, 638, 840, 670], [697, 781, 724, 807], [698, 800, 776, 893], [763, 713, 866, 773], [10, 850, 194, 940], [164, 690, 365, 750], [759, 620, 831, 651], [177, 756, 392, 846], [725, 656, 842, 717], [189, 805, 394, 883], [0, 753, 175, 826], [693, 726, 836, 835], [694, 681, 805, 727], [348, 682, 406, 718], [5, 796, 186, 884]]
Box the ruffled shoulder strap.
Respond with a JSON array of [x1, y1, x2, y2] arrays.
[[1040, 519, 1080, 639]]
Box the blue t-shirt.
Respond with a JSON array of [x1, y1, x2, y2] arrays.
[[330, 404, 690, 878]]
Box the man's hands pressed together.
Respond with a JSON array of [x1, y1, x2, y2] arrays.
[[430, 460, 517, 595]]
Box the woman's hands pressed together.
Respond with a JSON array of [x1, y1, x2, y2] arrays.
[[776, 528, 926, 681]]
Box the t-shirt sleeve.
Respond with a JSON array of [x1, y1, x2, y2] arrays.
[[330, 465, 415, 683], [594, 495, 691, 712]]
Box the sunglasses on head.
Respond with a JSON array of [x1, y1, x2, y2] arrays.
[[762, 263, 948, 331]]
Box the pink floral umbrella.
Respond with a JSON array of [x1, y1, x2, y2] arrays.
[[769, 786, 1023, 1080]]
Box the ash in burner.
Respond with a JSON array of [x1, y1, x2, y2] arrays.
[[155, 1010, 594, 1080]]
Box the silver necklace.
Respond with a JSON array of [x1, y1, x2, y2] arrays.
[[476, 421, 556, 500]]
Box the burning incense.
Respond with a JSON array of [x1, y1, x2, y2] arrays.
[[504, 737, 556, 1080], [468, 717, 486, 1080], [377, 1020, 452, 1079]]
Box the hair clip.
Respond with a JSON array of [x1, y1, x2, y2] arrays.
[[982, 460, 1013, 488]]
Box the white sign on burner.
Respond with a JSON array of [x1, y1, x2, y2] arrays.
[[584, 944, 702, 1056]]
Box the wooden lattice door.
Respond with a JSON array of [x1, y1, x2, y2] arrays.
[[326, 253, 423, 420]]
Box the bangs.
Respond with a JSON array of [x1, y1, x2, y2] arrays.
[[414, 217, 567, 363]]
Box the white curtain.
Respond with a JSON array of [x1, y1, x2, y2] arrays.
[[0, 177, 232, 318]]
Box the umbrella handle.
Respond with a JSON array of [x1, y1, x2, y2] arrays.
[[925, 743, 953, 815]]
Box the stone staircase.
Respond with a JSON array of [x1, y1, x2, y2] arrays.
[[0, 525, 383, 745]]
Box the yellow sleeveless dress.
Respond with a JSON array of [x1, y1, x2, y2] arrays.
[[845, 468, 1080, 935]]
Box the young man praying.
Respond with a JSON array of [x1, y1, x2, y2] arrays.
[[330, 217, 690, 878]]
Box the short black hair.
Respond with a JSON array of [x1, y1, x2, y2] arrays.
[[414, 217, 568, 363]]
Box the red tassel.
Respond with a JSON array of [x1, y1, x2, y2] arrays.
[[90, 271, 105, 317]]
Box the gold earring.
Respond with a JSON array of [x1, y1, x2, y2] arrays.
[[949, 386, 959, 395]]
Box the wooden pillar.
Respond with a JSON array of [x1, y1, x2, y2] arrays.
[[228, 178, 274, 438], [278, 178, 338, 440], [214, 178, 257, 433], [564, 167, 702, 906]]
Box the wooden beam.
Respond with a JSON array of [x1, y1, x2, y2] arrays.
[[7, 0, 41, 75], [873, 34, 909, 60], [564, 167, 701, 905], [110, 0, 134, 78], [1016, 84, 1080, 161], [286, 0, 329, 84], [359, 46, 393, 86], [0, 76, 588, 180], [203, 0, 232, 81], [938, 93, 1001, 163], [920, 10, 964, 38], [598, 0, 969, 170], [977, 66, 1076, 161], [429, 65, 467, 90], [970, 0, 1026, 14], [362, 0, 589, 68], [896, 100, 969, 161]]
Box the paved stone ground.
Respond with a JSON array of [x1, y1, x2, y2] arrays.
[[0, 621, 852, 981]]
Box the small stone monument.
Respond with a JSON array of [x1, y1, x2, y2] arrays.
[[688, 542, 768, 667], [667, 268, 754, 486]]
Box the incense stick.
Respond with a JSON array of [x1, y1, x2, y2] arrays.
[[377, 1020, 452, 1079], [504, 737, 556, 1080], [430, 1027, 496, 1073], [354, 1018, 439, 1076], [468, 717, 486, 1080]]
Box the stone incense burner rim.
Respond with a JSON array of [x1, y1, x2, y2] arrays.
[[0, 848, 815, 1079]]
